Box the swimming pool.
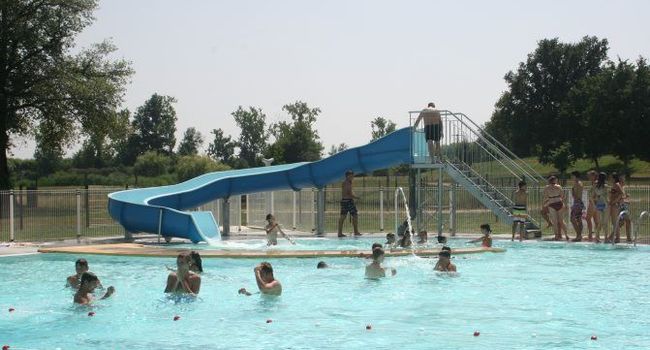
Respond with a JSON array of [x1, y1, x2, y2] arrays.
[[167, 236, 471, 251], [1, 241, 649, 349]]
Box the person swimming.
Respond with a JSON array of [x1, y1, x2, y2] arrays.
[[468, 224, 492, 247], [365, 247, 396, 278], [189, 251, 203, 273], [164, 252, 201, 296], [67, 258, 91, 289], [434, 250, 457, 272], [317, 261, 328, 269], [417, 230, 428, 244], [385, 233, 396, 247], [73, 272, 115, 305]]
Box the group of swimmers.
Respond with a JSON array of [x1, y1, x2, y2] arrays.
[[528, 171, 633, 243]]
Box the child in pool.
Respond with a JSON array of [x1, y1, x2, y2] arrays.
[[265, 214, 294, 245], [434, 247, 457, 272], [74, 272, 115, 305], [365, 247, 396, 278], [468, 224, 492, 247]]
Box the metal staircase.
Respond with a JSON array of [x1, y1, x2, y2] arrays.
[[410, 109, 546, 236]]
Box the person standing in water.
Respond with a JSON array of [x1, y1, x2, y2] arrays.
[[434, 249, 457, 272], [164, 252, 201, 296], [337, 170, 361, 237], [413, 102, 443, 162], [365, 247, 396, 278], [74, 272, 115, 305], [254, 262, 282, 295], [512, 181, 528, 241], [265, 214, 294, 245], [570, 171, 585, 242]]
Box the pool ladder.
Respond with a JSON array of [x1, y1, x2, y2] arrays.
[[633, 211, 649, 247]]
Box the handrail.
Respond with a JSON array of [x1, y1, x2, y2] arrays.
[[453, 112, 543, 185], [444, 161, 512, 215], [634, 211, 649, 247], [410, 109, 541, 185], [611, 209, 631, 245], [454, 112, 546, 184]]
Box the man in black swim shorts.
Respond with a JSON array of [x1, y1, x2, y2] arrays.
[[337, 170, 361, 237], [413, 102, 443, 162]]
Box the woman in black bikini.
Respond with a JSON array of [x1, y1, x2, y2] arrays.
[[543, 176, 568, 241]]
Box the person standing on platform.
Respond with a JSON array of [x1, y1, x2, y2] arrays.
[[413, 102, 443, 162]]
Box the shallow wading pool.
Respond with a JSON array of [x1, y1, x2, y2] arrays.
[[1, 241, 649, 350]]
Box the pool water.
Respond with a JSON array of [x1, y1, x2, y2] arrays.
[[169, 236, 471, 251], [1, 241, 649, 349]]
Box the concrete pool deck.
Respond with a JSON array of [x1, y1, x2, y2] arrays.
[[36, 242, 505, 258]]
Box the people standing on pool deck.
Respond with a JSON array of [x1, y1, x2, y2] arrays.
[[591, 172, 609, 243], [543, 176, 568, 241], [570, 171, 585, 242], [434, 249, 457, 272], [365, 247, 396, 278], [165, 252, 201, 296], [338, 170, 361, 237], [585, 170, 598, 241], [468, 224, 492, 247], [254, 262, 282, 295], [189, 251, 203, 274], [608, 173, 632, 243], [67, 258, 92, 289], [512, 181, 528, 241], [74, 272, 115, 305], [413, 102, 443, 162], [265, 214, 294, 245]]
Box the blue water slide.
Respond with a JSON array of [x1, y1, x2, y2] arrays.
[[108, 127, 414, 243]]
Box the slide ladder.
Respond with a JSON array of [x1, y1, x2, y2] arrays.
[[411, 110, 545, 236]]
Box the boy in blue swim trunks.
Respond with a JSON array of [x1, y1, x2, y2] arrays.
[[337, 170, 361, 237]]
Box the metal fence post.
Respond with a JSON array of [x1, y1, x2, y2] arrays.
[[76, 190, 81, 241], [222, 197, 230, 235], [245, 194, 250, 227], [157, 208, 163, 243], [379, 187, 384, 231], [237, 195, 242, 232], [9, 190, 15, 242], [292, 191, 297, 230], [449, 184, 456, 236], [316, 188, 325, 235], [311, 189, 316, 232]]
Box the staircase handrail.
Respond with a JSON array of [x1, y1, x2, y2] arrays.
[[454, 112, 546, 184], [445, 160, 513, 212]]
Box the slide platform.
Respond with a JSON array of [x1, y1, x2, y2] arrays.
[[108, 127, 414, 243]]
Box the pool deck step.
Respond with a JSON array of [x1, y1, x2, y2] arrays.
[[37, 243, 505, 259]]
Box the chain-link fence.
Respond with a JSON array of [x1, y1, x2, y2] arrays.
[[1, 185, 649, 243]]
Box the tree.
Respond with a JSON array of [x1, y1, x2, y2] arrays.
[[370, 117, 397, 141], [73, 109, 132, 168], [328, 143, 348, 156], [232, 106, 267, 167], [127, 94, 178, 163], [207, 128, 236, 165], [541, 142, 576, 177], [267, 101, 323, 163], [133, 151, 171, 177], [0, 1, 133, 189], [175, 155, 230, 182], [177, 127, 204, 156], [486, 36, 609, 158]]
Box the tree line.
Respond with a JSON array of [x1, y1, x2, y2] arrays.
[[485, 36, 650, 176]]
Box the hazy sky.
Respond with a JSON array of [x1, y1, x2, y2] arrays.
[[11, 0, 650, 158]]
